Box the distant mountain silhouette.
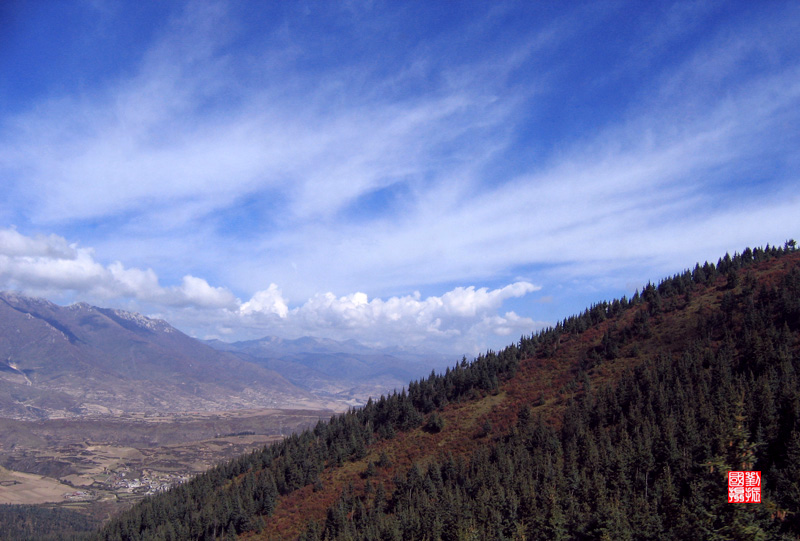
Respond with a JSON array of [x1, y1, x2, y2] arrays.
[[206, 335, 452, 407]]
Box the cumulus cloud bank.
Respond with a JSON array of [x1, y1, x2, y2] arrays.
[[235, 283, 541, 352], [0, 228, 540, 353], [0, 228, 236, 310]]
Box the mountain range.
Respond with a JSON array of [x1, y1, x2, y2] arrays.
[[0, 292, 453, 421], [0, 292, 327, 420]]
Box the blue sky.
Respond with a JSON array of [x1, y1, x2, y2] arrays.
[[1, 1, 799, 355]]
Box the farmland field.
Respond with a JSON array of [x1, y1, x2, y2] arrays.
[[0, 407, 336, 518]]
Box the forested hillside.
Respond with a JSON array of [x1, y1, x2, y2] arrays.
[[0, 503, 98, 540], [95, 242, 800, 540]]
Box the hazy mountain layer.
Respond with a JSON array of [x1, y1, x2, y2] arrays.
[[206, 336, 452, 406]]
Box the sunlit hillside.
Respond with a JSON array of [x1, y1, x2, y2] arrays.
[[88, 243, 800, 540]]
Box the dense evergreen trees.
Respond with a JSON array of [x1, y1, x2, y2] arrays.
[[0, 504, 98, 540], [96, 321, 522, 540], [96, 242, 800, 540], [300, 242, 800, 540]]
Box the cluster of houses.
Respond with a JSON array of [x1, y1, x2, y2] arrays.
[[64, 489, 94, 501], [99, 467, 193, 497]]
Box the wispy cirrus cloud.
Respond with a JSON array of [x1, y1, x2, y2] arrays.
[[0, 3, 521, 230]]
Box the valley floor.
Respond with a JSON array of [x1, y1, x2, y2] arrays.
[[0, 407, 337, 519]]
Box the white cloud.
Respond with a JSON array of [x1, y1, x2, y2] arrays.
[[440, 283, 539, 317], [472, 311, 533, 338], [0, 234, 106, 292], [108, 262, 162, 298], [0, 228, 238, 310], [270, 282, 543, 351], [0, 228, 76, 259], [240, 284, 289, 317], [169, 275, 238, 309], [0, 228, 541, 353], [288, 283, 538, 331]]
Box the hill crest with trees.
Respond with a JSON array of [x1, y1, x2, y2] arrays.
[[81, 241, 800, 539]]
